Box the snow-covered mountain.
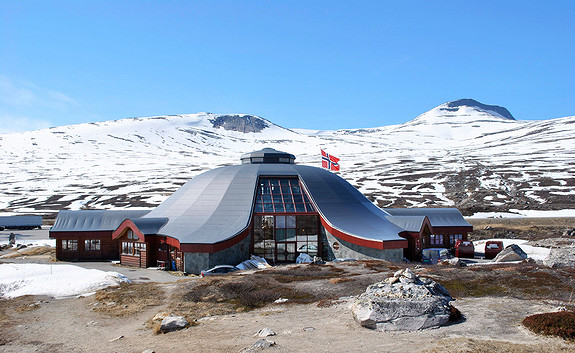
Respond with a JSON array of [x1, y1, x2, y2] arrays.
[[1, 100, 574, 217]]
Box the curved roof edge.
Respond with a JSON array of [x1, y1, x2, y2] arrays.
[[385, 215, 428, 233], [384, 208, 472, 228], [296, 165, 407, 243], [51, 210, 150, 232]]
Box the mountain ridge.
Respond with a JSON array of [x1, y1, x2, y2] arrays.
[[1, 99, 573, 217]]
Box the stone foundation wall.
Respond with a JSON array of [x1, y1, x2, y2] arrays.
[[323, 226, 403, 262], [183, 235, 251, 274]]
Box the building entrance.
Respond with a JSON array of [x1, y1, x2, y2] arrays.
[[252, 177, 319, 263]]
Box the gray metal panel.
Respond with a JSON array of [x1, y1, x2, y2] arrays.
[[296, 165, 406, 241], [383, 208, 472, 228], [145, 162, 405, 244], [131, 218, 169, 235], [384, 215, 427, 232], [144, 164, 263, 243], [51, 210, 150, 232]]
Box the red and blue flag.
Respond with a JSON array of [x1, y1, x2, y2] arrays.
[[321, 149, 340, 171]]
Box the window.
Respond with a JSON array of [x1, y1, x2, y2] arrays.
[[62, 239, 78, 251], [253, 215, 275, 259], [84, 239, 101, 251], [296, 215, 318, 256], [430, 234, 444, 245], [127, 230, 138, 240], [450, 234, 463, 245], [254, 178, 316, 214], [122, 241, 134, 255], [122, 241, 146, 256]]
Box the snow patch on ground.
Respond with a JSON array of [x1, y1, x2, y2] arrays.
[[473, 238, 551, 261], [0, 238, 55, 247], [468, 209, 575, 218], [0, 263, 130, 299]]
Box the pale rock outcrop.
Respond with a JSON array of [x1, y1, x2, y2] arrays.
[[493, 244, 527, 262], [352, 268, 453, 331]]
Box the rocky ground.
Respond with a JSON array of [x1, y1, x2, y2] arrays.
[[1, 218, 575, 352]]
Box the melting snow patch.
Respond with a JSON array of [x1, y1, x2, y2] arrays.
[[0, 263, 130, 299], [473, 239, 551, 261]]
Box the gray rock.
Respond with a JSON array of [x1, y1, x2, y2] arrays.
[[160, 316, 188, 332], [352, 268, 453, 331], [210, 115, 269, 133], [442, 257, 465, 267], [493, 244, 527, 262], [142, 350, 155, 353], [240, 339, 276, 352], [255, 327, 276, 337], [543, 246, 575, 268]]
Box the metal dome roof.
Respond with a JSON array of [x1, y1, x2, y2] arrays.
[[139, 153, 406, 246]]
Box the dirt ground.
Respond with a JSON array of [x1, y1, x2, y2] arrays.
[[0, 293, 572, 353], [1, 262, 574, 353], [467, 217, 575, 241], [1, 218, 575, 353]]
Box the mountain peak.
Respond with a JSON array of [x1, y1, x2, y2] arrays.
[[442, 99, 515, 120], [209, 114, 270, 133]]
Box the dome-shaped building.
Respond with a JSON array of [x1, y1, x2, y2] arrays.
[[51, 148, 472, 274]]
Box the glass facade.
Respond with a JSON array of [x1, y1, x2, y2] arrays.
[[254, 178, 316, 213], [253, 177, 319, 263]]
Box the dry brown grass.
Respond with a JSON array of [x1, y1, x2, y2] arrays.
[[467, 217, 575, 242], [316, 298, 343, 308], [424, 337, 570, 353], [523, 311, 575, 341], [166, 266, 365, 320], [269, 264, 346, 283], [93, 282, 165, 316], [426, 263, 575, 301], [0, 245, 55, 259], [328, 277, 354, 284]]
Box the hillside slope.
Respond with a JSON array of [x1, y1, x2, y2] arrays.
[[1, 101, 573, 216]]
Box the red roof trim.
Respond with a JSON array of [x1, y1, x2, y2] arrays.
[[320, 217, 407, 250], [180, 227, 250, 253], [112, 219, 144, 241], [112, 219, 182, 249]]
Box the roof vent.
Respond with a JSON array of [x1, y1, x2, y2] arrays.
[[241, 148, 296, 164]]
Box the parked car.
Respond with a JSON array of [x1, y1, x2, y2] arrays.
[[200, 265, 240, 277], [454, 240, 475, 258], [421, 248, 452, 264], [485, 240, 504, 259]]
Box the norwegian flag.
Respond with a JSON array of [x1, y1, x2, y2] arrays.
[[321, 149, 340, 171]]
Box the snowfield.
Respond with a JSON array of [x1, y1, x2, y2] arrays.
[[0, 100, 573, 214], [0, 263, 130, 299], [473, 239, 551, 261]]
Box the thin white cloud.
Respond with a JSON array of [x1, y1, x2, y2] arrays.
[[0, 75, 79, 133], [0, 75, 79, 110], [0, 115, 53, 134]]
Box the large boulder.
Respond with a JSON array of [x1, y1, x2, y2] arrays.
[[351, 268, 453, 331], [160, 316, 188, 332], [493, 244, 527, 262], [543, 247, 575, 268]]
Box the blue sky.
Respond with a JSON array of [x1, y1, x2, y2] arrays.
[[1, 1, 574, 133]]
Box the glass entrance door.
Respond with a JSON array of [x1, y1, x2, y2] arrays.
[[276, 242, 296, 262]]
